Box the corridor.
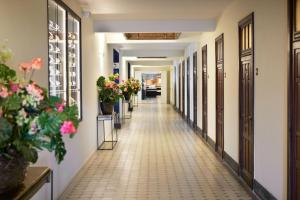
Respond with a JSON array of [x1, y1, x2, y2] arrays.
[[60, 104, 253, 200]]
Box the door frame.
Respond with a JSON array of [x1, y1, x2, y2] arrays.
[[193, 52, 198, 129], [202, 45, 208, 140], [215, 33, 224, 157], [182, 61, 186, 117], [238, 12, 255, 188], [289, 0, 299, 198], [187, 57, 190, 122], [174, 66, 177, 108]]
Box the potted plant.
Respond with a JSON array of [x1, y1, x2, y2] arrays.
[[119, 79, 134, 101], [0, 44, 80, 193], [130, 78, 141, 95], [96, 74, 122, 115]]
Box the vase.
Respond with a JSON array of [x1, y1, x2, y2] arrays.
[[134, 91, 138, 95], [100, 102, 114, 115], [0, 154, 28, 194], [123, 92, 131, 101]]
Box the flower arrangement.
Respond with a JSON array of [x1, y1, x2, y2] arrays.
[[97, 74, 122, 105], [0, 44, 79, 165], [119, 79, 134, 95], [130, 78, 141, 94]]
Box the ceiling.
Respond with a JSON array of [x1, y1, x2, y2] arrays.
[[78, 0, 233, 21], [111, 42, 189, 50]]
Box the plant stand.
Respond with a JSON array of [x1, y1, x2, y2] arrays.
[[0, 167, 53, 200], [122, 99, 132, 123], [133, 94, 138, 107], [96, 113, 118, 150]]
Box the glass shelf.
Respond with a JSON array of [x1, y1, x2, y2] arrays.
[[48, 0, 82, 120]]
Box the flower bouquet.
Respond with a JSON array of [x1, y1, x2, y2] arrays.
[[130, 78, 141, 95], [96, 74, 122, 115], [119, 79, 134, 101], [0, 43, 79, 193]]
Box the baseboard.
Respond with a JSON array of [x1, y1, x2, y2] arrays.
[[196, 126, 202, 135], [224, 151, 239, 175], [207, 135, 216, 149], [253, 179, 276, 200]]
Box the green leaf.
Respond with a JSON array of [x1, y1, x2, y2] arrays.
[[0, 117, 12, 147], [13, 140, 38, 163], [3, 94, 21, 111], [0, 63, 16, 83], [53, 134, 66, 164]]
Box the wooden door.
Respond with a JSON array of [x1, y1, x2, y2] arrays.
[[179, 63, 182, 112], [187, 57, 190, 121], [193, 52, 198, 128], [215, 34, 224, 157], [202, 45, 208, 139], [239, 13, 254, 188], [182, 61, 185, 117], [290, 0, 300, 198], [174, 66, 177, 108]]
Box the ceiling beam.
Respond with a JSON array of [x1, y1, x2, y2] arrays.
[[121, 49, 184, 57]]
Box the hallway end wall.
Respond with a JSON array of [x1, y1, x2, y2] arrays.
[[197, 0, 288, 198]]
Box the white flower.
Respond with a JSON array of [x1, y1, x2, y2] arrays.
[[0, 40, 13, 64], [16, 108, 29, 126]]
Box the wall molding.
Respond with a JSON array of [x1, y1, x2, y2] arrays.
[[224, 151, 239, 175], [253, 179, 276, 200]]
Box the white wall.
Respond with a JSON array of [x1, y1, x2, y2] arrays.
[[195, 0, 288, 199], [97, 33, 112, 77], [0, 0, 102, 199], [184, 43, 200, 123]]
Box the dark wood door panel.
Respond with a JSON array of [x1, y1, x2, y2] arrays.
[[187, 57, 190, 121], [193, 52, 198, 128], [182, 61, 185, 117], [239, 13, 254, 188], [290, 0, 300, 198], [215, 34, 224, 157], [202, 45, 208, 139], [179, 63, 181, 112]]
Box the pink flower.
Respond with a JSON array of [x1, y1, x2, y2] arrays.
[[60, 121, 77, 134], [0, 86, 8, 98], [26, 83, 44, 101], [31, 57, 43, 70], [9, 81, 19, 93], [55, 102, 65, 112], [19, 62, 32, 72]]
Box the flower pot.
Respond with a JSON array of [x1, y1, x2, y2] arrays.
[[100, 102, 114, 115], [0, 154, 28, 194], [123, 92, 131, 101]]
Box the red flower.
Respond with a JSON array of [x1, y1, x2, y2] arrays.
[[60, 121, 77, 134], [55, 102, 65, 112], [32, 57, 43, 70], [9, 81, 19, 93], [19, 62, 32, 72]]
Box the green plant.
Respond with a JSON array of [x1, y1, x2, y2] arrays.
[[0, 44, 79, 164], [97, 74, 122, 104]]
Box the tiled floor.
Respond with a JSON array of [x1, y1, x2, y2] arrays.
[[60, 104, 253, 200]]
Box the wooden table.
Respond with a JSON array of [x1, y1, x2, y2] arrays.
[[0, 167, 53, 200]]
